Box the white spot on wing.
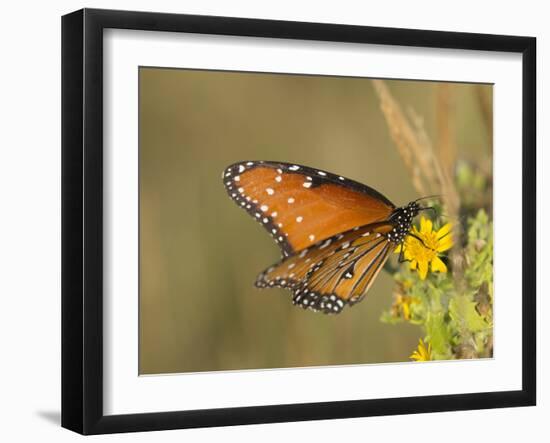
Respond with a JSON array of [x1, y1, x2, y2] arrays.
[[238, 165, 245, 173], [289, 165, 300, 171], [309, 234, 315, 242], [296, 216, 303, 223], [288, 197, 295, 204], [318, 171, 327, 176], [266, 188, 274, 195], [319, 239, 332, 249], [303, 182, 312, 188], [260, 205, 268, 212]]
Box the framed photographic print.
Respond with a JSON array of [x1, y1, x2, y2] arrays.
[[61, 8, 536, 435]]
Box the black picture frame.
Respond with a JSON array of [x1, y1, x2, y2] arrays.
[[61, 8, 536, 435]]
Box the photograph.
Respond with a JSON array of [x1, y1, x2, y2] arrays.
[[139, 68, 494, 375]]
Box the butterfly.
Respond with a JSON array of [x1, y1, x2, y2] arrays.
[[222, 161, 429, 315]]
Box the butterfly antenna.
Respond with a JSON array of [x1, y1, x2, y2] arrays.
[[419, 206, 461, 222], [417, 205, 461, 225], [414, 194, 442, 203], [419, 206, 437, 216], [439, 213, 464, 225]]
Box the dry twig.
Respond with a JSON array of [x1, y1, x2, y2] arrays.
[[371, 79, 460, 218]]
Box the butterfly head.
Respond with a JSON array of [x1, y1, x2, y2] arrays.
[[406, 200, 422, 216], [387, 201, 421, 244]]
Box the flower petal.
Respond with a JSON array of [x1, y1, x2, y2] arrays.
[[418, 259, 429, 280], [431, 256, 448, 273], [403, 303, 411, 320], [410, 339, 431, 361], [436, 223, 452, 239], [437, 235, 454, 252], [420, 217, 432, 234]]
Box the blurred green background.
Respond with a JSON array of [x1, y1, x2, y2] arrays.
[[139, 67, 491, 374]]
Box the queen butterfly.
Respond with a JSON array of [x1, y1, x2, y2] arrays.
[[222, 161, 426, 314]]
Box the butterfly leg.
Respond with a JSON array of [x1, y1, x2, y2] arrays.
[[407, 232, 436, 251], [397, 241, 407, 263]]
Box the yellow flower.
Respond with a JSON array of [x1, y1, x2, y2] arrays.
[[391, 284, 419, 321], [410, 339, 432, 361], [397, 295, 417, 320], [395, 217, 453, 280]]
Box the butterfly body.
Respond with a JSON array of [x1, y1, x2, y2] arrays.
[[386, 202, 421, 244], [223, 161, 421, 314]]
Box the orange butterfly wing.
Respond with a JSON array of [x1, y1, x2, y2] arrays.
[[255, 223, 394, 314], [223, 161, 395, 255]]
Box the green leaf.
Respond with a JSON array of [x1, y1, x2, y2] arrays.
[[379, 310, 402, 325], [449, 295, 488, 333], [424, 312, 452, 358]]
